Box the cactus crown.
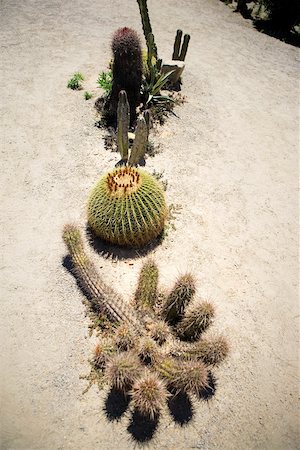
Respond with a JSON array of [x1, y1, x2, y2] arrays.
[[112, 27, 142, 56], [106, 166, 141, 196]]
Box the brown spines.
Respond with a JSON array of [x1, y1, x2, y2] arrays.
[[131, 371, 168, 419], [105, 352, 141, 391], [161, 273, 196, 325], [177, 300, 215, 341], [156, 358, 209, 396]]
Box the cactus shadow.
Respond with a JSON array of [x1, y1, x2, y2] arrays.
[[104, 388, 131, 422], [127, 409, 159, 443], [197, 371, 217, 402], [86, 225, 162, 261], [167, 388, 194, 426]]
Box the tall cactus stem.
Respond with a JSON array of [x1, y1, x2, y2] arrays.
[[117, 90, 130, 161], [135, 259, 159, 309], [107, 27, 142, 125], [62, 224, 137, 326], [143, 109, 151, 137], [128, 116, 148, 166], [179, 34, 190, 61], [136, 0, 158, 58], [146, 32, 156, 85], [156, 358, 209, 396], [161, 273, 196, 325], [172, 29, 182, 60]]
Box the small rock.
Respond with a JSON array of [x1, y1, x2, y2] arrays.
[[161, 60, 185, 84]]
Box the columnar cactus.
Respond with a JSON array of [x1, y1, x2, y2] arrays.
[[128, 115, 148, 166], [156, 358, 209, 396], [117, 90, 130, 161], [175, 335, 229, 367], [134, 259, 159, 309], [136, 0, 158, 58], [177, 301, 215, 341], [172, 29, 191, 61], [106, 27, 142, 125], [161, 273, 196, 325], [105, 352, 141, 391], [172, 29, 183, 60], [62, 224, 137, 325], [87, 166, 168, 247], [131, 371, 168, 419]]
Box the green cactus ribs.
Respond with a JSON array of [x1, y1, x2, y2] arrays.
[[87, 166, 167, 247]]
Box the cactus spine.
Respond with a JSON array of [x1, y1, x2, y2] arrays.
[[93, 340, 116, 370], [136, 0, 158, 58], [87, 167, 167, 248], [117, 90, 130, 161], [172, 29, 191, 62], [62, 224, 137, 325]]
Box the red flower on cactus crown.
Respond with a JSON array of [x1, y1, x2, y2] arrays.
[[112, 27, 141, 54]]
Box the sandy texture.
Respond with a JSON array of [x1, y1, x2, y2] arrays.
[[0, 0, 299, 449]]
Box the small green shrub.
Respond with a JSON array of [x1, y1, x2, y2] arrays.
[[97, 70, 113, 93], [84, 91, 93, 100], [67, 72, 84, 90]]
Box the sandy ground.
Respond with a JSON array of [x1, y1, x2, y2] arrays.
[[0, 0, 299, 449]]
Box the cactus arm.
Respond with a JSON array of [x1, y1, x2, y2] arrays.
[[62, 224, 137, 326], [117, 90, 130, 161], [146, 33, 156, 86], [143, 109, 151, 138], [128, 117, 148, 166], [134, 259, 159, 309], [136, 0, 158, 58], [178, 34, 190, 62], [172, 29, 182, 60]]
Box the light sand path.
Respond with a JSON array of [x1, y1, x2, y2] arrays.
[[0, 0, 299, 448]]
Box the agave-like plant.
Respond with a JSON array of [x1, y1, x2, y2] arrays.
[[63, 225, 230, 436]]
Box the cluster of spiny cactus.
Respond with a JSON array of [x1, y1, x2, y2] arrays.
[[63, 225, 229, 423]]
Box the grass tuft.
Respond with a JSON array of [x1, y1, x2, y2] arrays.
[[67, 72, 84, 90]]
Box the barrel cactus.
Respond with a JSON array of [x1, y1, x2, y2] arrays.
[[87, 166, 167, 247]]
